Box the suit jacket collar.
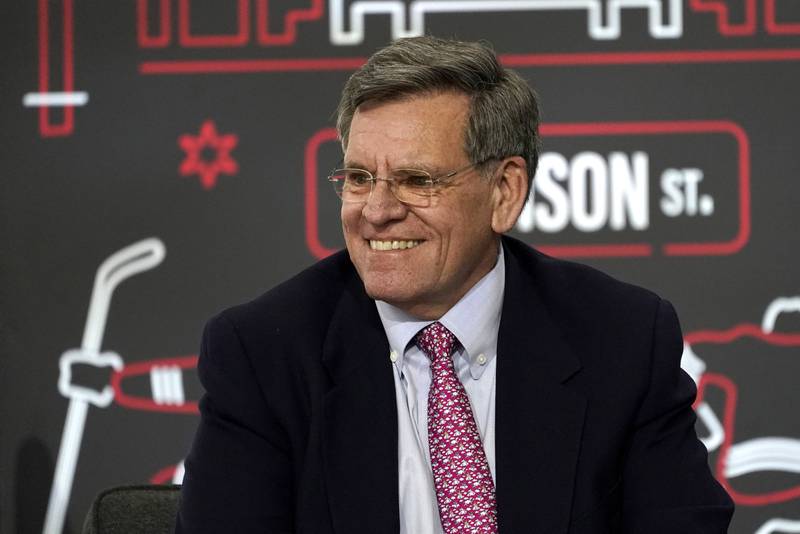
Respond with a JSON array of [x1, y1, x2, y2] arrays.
[[321, 269, 400, 533], [320, 237, 586, 533]]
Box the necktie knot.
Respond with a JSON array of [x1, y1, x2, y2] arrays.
[[415, 322, 458, 364]]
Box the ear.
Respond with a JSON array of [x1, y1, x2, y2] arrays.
[[490, 156, 529, 234]]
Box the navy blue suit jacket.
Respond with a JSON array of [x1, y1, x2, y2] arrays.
[[176, 236, 733, 533]]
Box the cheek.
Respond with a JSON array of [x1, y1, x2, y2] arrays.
[[440, 208, 479, 243], [439, 205, 494, 261], [341, 206, 360, 235]]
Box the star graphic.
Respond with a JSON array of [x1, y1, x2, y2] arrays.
[[178, 120, 239, 190]]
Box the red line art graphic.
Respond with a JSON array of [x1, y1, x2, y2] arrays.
[[149, 464, 178, 484], [664, 121, 749, 256], [137, 0, 171, 48], [305, 128, 339, 260], [178, 0, 250, 47], [497, 48, 800, 67], [533, 121, 748, 258], [687, 323, 800, 347], [110, 355, 199, 414], [689, 0, 757, 36], [141, 57, 368, 74], [38, 0, 75, 137], [765, 0, 800, 34], [178, 120, 240, 190], [537, 243, 653, 258], [688, 324, 800, 506], [256, 0, 324, 45], [695, 372, 741, 500], [304, 121, 749, 259], [540, 121, 750, 257], [140, 48, 800, 75]]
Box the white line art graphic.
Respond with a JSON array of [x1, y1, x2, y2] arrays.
[[715, 296, 800, 480], [151, 365, 186, 406], [681, 342, 725, 452], [725, 437, 800, 478], [756, 518, 800, 534], [23, 92, 89, 107], [683, 296, 800, 462], [43, 238, 166, 534], [58, 350, 123, 408], [328, 0, 683, 44], [695, 401, 725, 452], [763, 297, 800, 333], [682, 295, 800, 530], [173, 460, 186, 484]]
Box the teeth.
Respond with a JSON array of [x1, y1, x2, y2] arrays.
[[369, 240, 421, 251]]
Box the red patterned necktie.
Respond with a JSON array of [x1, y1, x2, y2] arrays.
[[416, 322, 498, 533]]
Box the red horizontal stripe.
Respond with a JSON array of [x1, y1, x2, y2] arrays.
[[140, 48, 800, 75]]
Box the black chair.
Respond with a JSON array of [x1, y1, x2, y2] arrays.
[[82, 485, 181, 534]]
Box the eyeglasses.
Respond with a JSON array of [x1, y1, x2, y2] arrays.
[[327, 161, 488, 208]]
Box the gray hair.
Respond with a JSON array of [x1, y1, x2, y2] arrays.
[[336, 36, 540, 194]]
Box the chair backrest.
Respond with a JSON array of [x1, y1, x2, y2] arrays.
[[82, 485, 181, 534]]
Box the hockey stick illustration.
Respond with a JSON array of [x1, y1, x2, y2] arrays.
[[43, 238, 166, 534]]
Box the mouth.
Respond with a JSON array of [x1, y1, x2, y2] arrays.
[[368, 239, 422, 251]]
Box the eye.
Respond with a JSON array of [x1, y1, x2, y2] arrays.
[[343, 170, 371, 186], [397, 170, 432, 188], [409, 175, 432, 187]]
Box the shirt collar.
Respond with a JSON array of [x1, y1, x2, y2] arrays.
[[376, 244, 505, 380]]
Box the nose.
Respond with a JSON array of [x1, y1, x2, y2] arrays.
[[362, 179, 408, 225]]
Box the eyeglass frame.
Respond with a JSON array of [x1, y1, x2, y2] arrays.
[[327, 159, 498, 207]]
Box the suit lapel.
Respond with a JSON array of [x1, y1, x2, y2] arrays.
[[321, 272, 399, 533], [496, 240, 586, 534]]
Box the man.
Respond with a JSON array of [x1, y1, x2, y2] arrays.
[[176, 36, 733, 533]]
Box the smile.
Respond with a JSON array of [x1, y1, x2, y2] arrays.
[[369, 240, 422, 251]]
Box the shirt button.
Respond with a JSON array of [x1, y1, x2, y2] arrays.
[[477, 354, 487, 365], [389, 350, 398, 363]]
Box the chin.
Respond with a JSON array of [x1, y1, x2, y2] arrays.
[[361, 277, 418, 307], [362, 281, 401, 303]]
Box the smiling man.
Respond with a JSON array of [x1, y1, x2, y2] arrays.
[[340, 91, 517, 320], [176, 37, 733, 533]]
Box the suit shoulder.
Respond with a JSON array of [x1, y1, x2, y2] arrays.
[[208, 250, 353, 340], [504, 236, 664, 322]]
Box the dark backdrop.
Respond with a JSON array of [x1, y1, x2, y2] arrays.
[[2, 1, 799, 533]]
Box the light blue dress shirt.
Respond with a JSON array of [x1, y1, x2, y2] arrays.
[[376, 245, 505, 534]]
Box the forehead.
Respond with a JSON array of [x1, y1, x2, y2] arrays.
[[344, 92, 470, 168]]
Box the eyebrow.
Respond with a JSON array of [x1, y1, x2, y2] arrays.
[[342, 159, 367, 170], [342, 160, 438, 173]]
